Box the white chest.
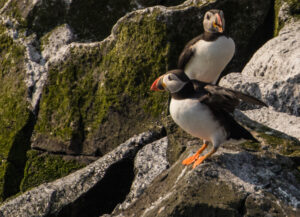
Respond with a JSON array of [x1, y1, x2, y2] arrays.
[[185, 36, 235, 84], [169, 98, 223, 141]]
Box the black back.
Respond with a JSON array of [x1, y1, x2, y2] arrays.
[[169, 71, 263, 142]]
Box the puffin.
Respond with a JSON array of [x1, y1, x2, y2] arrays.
[[150, 69, 266, 168], [178, 9, 235, 84]]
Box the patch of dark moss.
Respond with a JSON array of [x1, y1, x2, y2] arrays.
[[240, 141, 261, 152], [20, 150, 86, 192], [67, 0, 133, 41], [0, 0, 7, 10], [285, 0, 300, 16], [274, 0, 284, 36], [274, 0, 300, 36], [258, 132, 300, 157], [0, 25, 32, 201], [2, 111, 35, 200], [25, 0, 67, 37], [0, 162, 8, 202]]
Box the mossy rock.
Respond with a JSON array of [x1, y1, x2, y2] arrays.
[[33, 10, 169, 156], [258, 132, 300, 157], [4, 0, 185, 41], [0, 24, 33, 201], [33, 0, 271, 158], [274, 0, 300, 36], [20, 150, 86, 192]]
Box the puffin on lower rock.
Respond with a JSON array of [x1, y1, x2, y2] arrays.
[[151, 69, 267, 168], [178, 9, 235, 84]]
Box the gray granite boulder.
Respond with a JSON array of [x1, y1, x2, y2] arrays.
[[112, 137, 169, 213], [220, 21, 300, 140], [113, 142, 300, 217]]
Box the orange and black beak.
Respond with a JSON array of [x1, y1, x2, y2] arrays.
[[213, 13, 223, 33], [150, 75, 165, 91]]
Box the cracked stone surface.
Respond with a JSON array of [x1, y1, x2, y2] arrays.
[[112, 137, 169, 213], [0, 130, 164, 217], [220, 21, 300, 140], [114, 145, 300, 217]]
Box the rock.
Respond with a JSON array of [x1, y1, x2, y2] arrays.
[[0, 130, 164, 217], [113, 137, 169, 213], [23, 34, 48, 110], [19, 150, 89, 193], [0, 0, 186, 41], [220, 21, 300, 139], [235, 108, 300, 141], [0, 0, 296, 214], [115, 144, 300, 217], [275, 0, 300, 35], [31, 0, 271, 158], [41, 24, 75, 62], [0, 25, 34, 201]]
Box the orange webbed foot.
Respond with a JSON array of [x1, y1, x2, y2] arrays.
[[192, 156, 206, 169], [182, 143, 208, 165], [182, 154, 199, 165], [192, 148, 217, 169]]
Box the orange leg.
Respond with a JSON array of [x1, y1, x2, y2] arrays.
[[182, 142, 208, 165], [192, 148, 216, 169]]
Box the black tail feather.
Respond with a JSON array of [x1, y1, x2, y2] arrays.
[[210, 107, 258, 143]]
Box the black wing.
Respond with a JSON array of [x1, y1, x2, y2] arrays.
[[195, 83, 260, 142], [194, 82, 267, 113], [178, 35, 203, 69]]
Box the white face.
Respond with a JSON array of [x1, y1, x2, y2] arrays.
[[203, 10, 225, 33], [162, 73, 187, 93]]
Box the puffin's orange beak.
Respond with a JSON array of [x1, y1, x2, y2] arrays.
[[213, 13, 223, 33], [150, 75, 165, 91]]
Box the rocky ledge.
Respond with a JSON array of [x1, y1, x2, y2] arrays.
[[220, 21, 300, 140], [0, 122, 299, 217], [0, 0, 299, 216]]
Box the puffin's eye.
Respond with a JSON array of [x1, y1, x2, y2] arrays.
[[167, 75, 173, 81], [206, 14, 211, 19]]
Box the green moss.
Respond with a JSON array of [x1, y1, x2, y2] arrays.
[[0, 24, 33, 201], [20, 150, 86, 192], [93, 11, 169, 126], [274, 0, 300, 36], [285, 0, 300, 16], [0, 0, 7, 9], [3, 0, 27, 28], [34, 46, 102, 143], [34, 11, 169, 154], [258, 132, 300, 157], [0, 26, 27, 156], [240, 141, 261, 152], [274, 0, 284, 36], [0, 161, 8, 201]]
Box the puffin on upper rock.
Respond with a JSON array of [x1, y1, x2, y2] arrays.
[[178, 9, 235, 84], [151, 69, 267, 168]]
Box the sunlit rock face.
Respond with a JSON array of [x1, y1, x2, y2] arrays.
[[0, 0, 299, 216], [220, 21, 300, 140]]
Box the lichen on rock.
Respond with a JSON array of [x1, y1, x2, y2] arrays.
[[0, 24, 33, 201], [20, 150, 86, 192], [274, 0, 300, 36]]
